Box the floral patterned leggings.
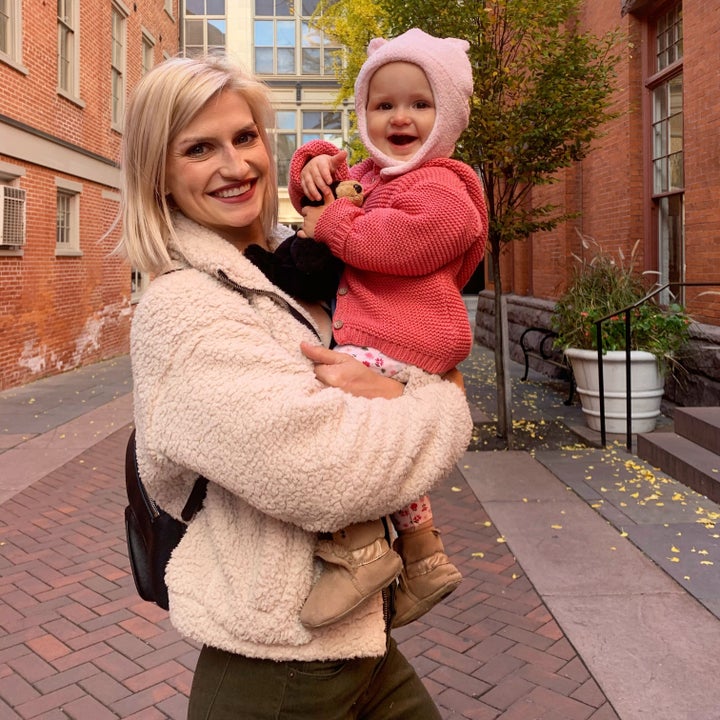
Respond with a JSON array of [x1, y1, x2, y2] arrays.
[[335, 344, 434, 532]]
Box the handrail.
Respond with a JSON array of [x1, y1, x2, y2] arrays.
[[593, 281, 719, 449]]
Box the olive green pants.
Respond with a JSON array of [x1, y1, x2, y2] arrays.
[[187, 636, 442, 720]]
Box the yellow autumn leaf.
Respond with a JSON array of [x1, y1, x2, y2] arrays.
[[551, 524, 563, 530], [472, 552, 485, 558], [451, 486, 462, 492], [668, 557, 680, 563], [671, 546, 680, 553]]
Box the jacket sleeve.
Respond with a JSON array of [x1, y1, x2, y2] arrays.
[[315, 167, 483, 278], [288, 140, 351, 213], [132, 270, 473, 533]]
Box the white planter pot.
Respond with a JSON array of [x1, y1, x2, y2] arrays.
[[565, 348, 664, 434]]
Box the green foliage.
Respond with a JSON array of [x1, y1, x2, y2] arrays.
[[551, 238, 691, 367], [310, 0, 626, 438], [312, 0, 391, 101], [312, 0, 622, 249]]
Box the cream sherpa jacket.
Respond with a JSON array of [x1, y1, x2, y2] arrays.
[[130, 213, 473, 661]]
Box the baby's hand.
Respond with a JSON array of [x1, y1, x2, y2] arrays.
[[301, 150, 348, 203], [298, 204, 325, 239]]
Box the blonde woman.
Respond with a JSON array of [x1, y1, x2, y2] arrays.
[[118, 55, 471, 719]]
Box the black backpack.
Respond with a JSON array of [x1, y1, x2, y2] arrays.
[[124, 429, 207, 610]]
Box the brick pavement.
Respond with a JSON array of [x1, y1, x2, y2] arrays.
[[0, 421, 618, 719]]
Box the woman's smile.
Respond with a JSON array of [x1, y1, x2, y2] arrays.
[[165, 90, 270, 251]]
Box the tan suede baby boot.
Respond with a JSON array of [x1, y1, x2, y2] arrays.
[[392, 526, 462, 628], [300, 519, 403, 628]]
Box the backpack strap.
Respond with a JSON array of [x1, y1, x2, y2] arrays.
[[126, 429, 208, 525]]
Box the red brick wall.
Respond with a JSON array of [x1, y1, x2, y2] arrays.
[[0, 1, 179, 391], [504, 1, 720, 325]]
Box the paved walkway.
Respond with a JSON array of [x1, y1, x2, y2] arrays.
[[1, 337, 720, 719]]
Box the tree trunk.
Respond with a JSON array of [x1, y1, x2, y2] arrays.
[[491, 247, 513, 443]]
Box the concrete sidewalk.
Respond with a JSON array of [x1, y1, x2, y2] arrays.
[[1, 345, 719, 719]]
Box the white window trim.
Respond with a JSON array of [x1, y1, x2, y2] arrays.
[[55, 177, 82, 257], [111, 1, 129, 132], [0, 160, 25, 256], [141, 28, 156, 75], [57, 0, 82, 104], [0, 0, 27, 74]]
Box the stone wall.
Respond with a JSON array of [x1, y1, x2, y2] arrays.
[[475, 291, 720, 407]]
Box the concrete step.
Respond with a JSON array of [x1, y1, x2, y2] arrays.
[[674, 406, 720, 455], [637, 430, 720, 504]]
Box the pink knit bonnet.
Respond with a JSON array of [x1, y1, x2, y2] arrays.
[[354, 28, 473, 178]]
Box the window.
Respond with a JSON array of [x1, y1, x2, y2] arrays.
[[0, 0, 9, 55], [111, 4, 127, 129], [649, 3, 683, 302], [184, 0, 226, 58], [0, 184, 26, 248], [131, 268, 149, 302], [274, 109, 344, 187], [55, 179, 81, 255], [254, 0, 340, 77], [142, 31, 155, 75], [0, 0, 22, 67], [57, 0, 78, 96]]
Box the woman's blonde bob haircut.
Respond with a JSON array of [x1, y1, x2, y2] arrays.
[[118, 55, 278, 274]]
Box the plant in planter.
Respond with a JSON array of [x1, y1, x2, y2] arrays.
[[551, 235, 690, 433]]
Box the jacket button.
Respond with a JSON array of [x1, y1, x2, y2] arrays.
[[334, 320, 344, 330], [338, 286, 348, 296]]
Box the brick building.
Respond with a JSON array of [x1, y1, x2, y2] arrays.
[[3, 0, 719, 404], [0, 1, 179, 391], [476, 0, 720, 405]]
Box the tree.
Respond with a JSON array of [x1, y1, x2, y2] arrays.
[[314, 0, 621, 441]]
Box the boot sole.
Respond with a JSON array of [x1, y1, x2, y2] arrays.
[[392, 577, 462, 628]]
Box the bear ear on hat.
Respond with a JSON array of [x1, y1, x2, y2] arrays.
[[448, 37, 470, 53], [366, 37, 387, 56]]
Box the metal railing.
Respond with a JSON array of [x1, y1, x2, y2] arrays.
[[593, 282, 718, 449]]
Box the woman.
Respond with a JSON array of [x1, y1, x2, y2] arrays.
[[119, 55, 472, 719]]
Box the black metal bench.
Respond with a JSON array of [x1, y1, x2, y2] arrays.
[[519, 327, 576, 406]]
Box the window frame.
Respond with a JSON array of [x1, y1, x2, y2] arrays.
[[183, 1, 226, 58], [55, 178, 82, 257], [57, 0, 80, 100], [0, 161, 26, 256], [273, 107, 346, 188], [0, 0, 26, 73], [141, 29, 156, 75], [253, 0, 340, 78], [111, 2, 129, 131], [643, 1, 684, 303]]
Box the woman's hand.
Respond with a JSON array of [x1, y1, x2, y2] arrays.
[[301, 342, 404, 399]]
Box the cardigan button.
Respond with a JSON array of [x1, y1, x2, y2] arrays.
[[338, 286, 348, 295], [333, 319, 344, 330]]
